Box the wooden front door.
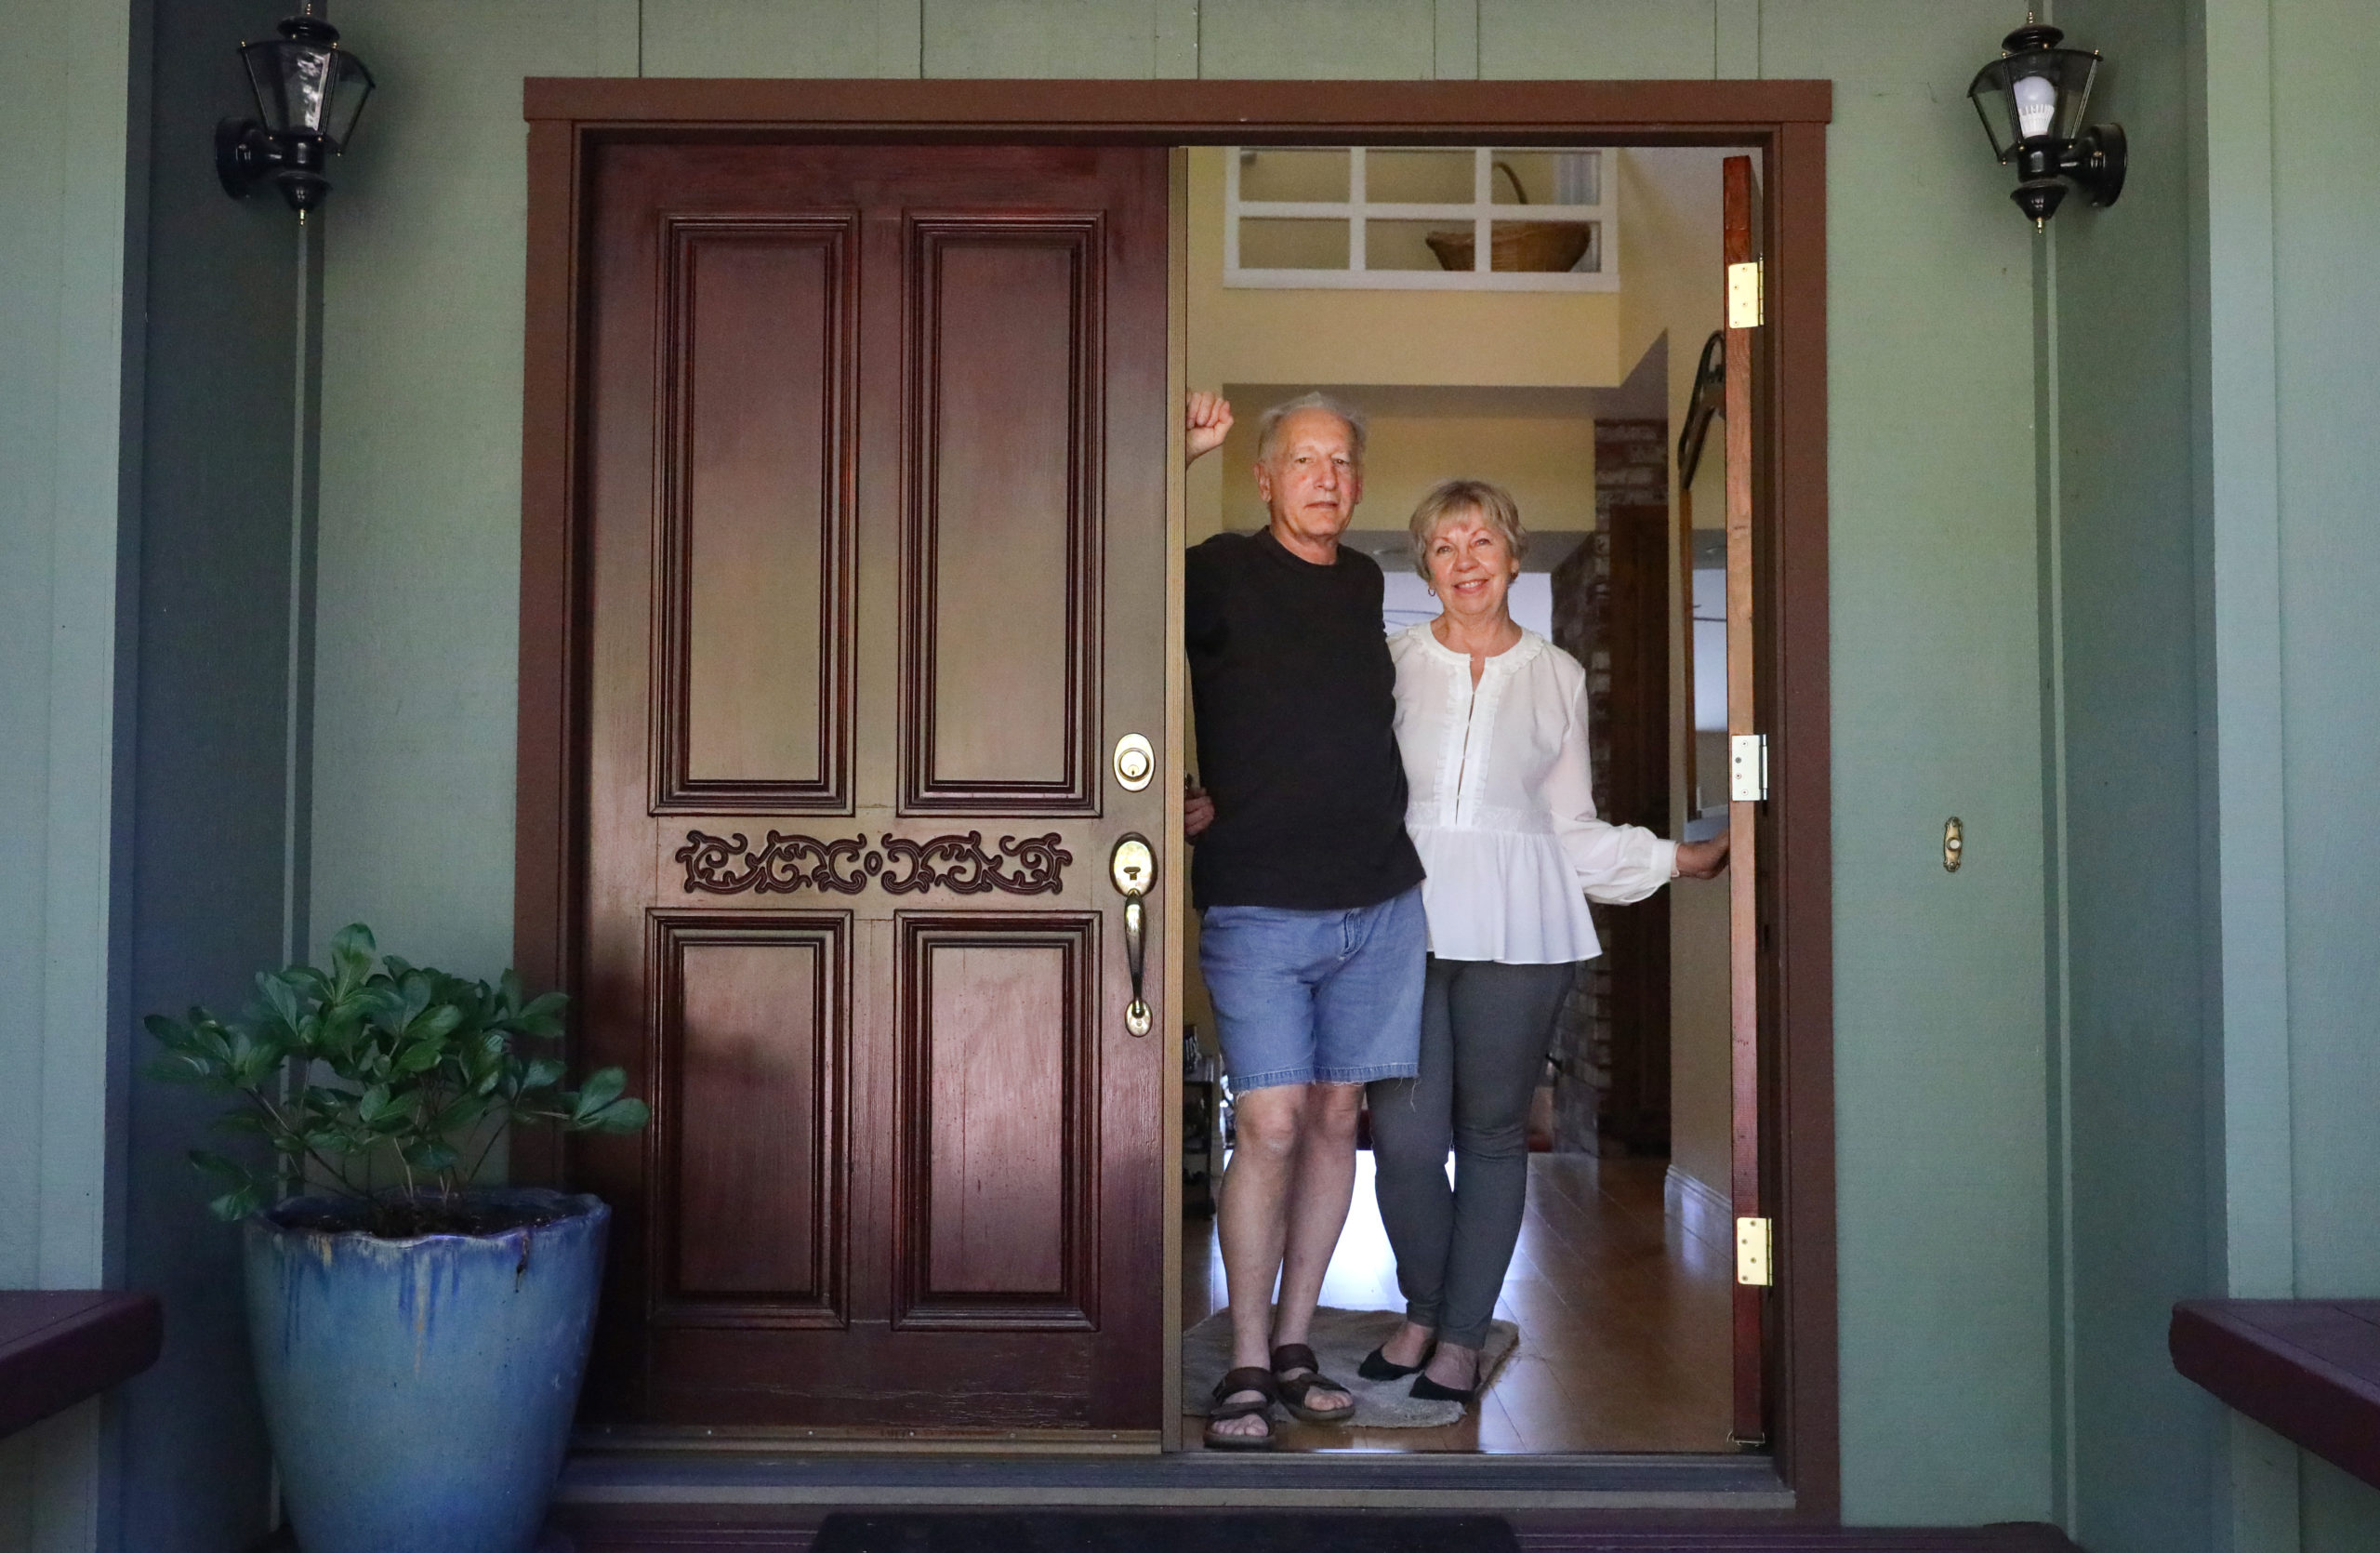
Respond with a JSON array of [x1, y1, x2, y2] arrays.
[[568, 141, 1170, 1433]]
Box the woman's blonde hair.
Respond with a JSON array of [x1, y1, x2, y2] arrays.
[[1408, 478, 1528, 579]]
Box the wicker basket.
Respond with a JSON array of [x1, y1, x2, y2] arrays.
[[1424, 222, 1593, 274], [1426, 157, 1593, 273]]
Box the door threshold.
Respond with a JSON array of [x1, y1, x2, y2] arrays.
[[555, 1448, 1792, 1513], [575, 1427, 1164, 1456]]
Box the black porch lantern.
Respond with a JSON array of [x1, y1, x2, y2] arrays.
[[216, 8, 376, 218], [1967, 18, 2125, 229]]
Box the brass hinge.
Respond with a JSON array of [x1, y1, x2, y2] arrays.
[[1736, 1215, 1774, 1286], [1727, 259, 1765, 328], [1729, 733, 1768, 803]]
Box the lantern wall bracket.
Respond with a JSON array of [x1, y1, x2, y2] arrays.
[[216, 117, 330, 212], [213, 9, 376, 218], [1968, 18, 2126, 230]]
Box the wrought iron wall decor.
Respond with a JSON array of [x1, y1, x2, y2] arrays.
[[676, 830, 1072, 897]]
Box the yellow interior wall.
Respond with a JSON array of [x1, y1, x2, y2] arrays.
[[1214, 411, 1598, 541]]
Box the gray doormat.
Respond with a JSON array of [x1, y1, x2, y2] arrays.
[[814, 1513, 1518, 1553], [1180, 1306, 1518, 1427]]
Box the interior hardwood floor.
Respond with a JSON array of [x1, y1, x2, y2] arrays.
[[1182, 1153, 1733, 1453]]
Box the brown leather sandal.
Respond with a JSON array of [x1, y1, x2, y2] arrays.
[[1269, 1343, 1355, 1425], [1203, 1366, 1278, 1451]]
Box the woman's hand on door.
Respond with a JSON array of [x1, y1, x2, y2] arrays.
[[1675, 830, 1730, 880]]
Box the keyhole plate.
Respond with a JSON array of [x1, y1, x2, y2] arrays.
[[1111, 834, 1155, 896]]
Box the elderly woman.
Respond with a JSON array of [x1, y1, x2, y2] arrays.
[[1362, 478, 1729, 1404]]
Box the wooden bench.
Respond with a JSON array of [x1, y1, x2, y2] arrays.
[[0, 1291, 164, 1439], [2170, 1298, 2380, 1491]]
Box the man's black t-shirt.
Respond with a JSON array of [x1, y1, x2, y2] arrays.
[[1184, 528, 1426, 911]]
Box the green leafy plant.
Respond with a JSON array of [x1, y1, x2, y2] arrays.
[[147, 923, 648, 1236]]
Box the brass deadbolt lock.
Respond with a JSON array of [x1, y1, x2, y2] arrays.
[[1113, 733, 1154, 792], [1944, 816, 1964, 872]]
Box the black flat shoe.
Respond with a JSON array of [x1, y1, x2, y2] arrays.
[[1409, 1372, 1477, 1404], [1357, 1342, 1435, 1381], [1409, 1355, 1481, 1404]]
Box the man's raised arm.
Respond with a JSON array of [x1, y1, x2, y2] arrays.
[[1186, 391, 1233, 466]]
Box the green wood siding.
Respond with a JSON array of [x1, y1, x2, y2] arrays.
[[642, 0, 920, 77], [1477, 0, 1723, 81], [1760, 2, 2053, 1522], [0, 0, 139, 1545], [1197, 0, 1436, 78], [2270, 0, 2380, 1539], [2049, 2, 2220, 1547]]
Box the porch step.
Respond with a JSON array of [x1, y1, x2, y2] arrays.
[[1513, 1530, 2080, 1551], [552, 1516, 2081, 1552], [814, 1511, 1516, 1552], [554, 1447, 1788, 1508]]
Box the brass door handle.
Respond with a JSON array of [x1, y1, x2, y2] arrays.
[[1110, 834, 1155, 1037]]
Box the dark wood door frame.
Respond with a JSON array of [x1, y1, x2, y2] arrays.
[[518, 77, 1835, 1518]]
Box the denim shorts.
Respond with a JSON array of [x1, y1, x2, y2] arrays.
[[1197, 884, 1426, 1091]]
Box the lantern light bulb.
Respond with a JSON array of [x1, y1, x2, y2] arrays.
[[2013, 73, 2059, 139]]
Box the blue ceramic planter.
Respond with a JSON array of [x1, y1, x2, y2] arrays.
[[244, 1188, 609, 1553]]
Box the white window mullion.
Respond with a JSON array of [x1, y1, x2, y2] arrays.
[[1347, 147, 1368, 273], [1473, 147, 1492, 274], [1223, 145, 1620, 291], [1224, 147, 1242, 277]]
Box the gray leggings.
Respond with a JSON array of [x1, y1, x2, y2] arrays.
[[1366, 956, 1576, 1348]]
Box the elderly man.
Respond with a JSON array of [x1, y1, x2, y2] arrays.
[[1182, 391, 1425, 1449]]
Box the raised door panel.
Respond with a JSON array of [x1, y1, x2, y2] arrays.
[[648, 912, 850, 1328], [901, 219, 1103, 815], [893, 914, 1097, 1328], [658, 218, 856, 814]]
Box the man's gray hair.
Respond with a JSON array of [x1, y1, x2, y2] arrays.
[[1254, 392, 1368, 468]]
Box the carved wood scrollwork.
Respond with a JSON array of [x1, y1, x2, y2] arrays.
[[675, 830, 869, 896], [676, 830, 1071, 896], [878, 831, 1071, 896]]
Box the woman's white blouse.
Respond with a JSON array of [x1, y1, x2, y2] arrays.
[[1390, 623, 1677, 964]]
